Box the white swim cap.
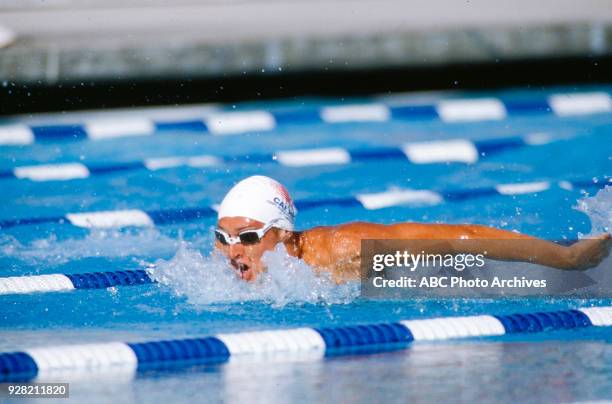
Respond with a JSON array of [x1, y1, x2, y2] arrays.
[[217, 175, 297, 230]]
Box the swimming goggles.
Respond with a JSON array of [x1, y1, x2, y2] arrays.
[[214, 220, 279, 246]]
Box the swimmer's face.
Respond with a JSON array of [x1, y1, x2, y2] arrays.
[[215, 216, 284, 282]]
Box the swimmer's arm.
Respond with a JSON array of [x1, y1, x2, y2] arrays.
[[390, 223, 611, 271]]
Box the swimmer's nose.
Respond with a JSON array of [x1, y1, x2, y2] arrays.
[[228, 243, 245, 259]]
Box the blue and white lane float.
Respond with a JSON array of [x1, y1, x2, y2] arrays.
[[0, 270, 153, 295], [0, 92, 610, 145], [1, 307, 611, 381], [0, 178, 608, 229], [0, 135, 545, 182]]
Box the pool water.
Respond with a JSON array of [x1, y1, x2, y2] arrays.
[[1, 85, 611, 403]]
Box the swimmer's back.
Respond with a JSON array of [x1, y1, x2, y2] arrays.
[[303, 221, 469, 241]]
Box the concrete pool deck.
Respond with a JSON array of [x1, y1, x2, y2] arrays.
[[0, 0, 611, 84]]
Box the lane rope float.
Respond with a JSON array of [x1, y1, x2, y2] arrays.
[[1, 306, 610, 382]]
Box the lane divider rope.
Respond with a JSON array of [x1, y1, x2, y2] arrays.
[[1, 306, 610, 381], [0, 92, 610, 145], [0, 270, 154, 295], [0, 136, 537, 182], [0, 178, 608, 229]]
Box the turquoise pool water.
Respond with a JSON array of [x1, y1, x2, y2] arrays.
[[0, 85, 611, 402]]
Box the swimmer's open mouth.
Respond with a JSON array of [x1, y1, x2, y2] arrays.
[[231, 261, 251, 280]]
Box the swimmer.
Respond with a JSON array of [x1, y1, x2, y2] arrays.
[[215, 175, 611, 282]]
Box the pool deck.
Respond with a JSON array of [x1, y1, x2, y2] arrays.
[[0, 0, 611, 84]]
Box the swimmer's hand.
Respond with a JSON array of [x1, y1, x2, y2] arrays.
[[565, 233, 611, 270]]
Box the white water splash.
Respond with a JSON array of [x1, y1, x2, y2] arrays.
[[575, 185, 611, 237], [151, 242, 360, 308]]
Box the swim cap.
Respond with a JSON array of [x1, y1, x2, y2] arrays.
[[217, 175, 297, 230]]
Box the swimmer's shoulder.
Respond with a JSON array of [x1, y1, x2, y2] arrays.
[[298, 224, 363, 275], [296, 226, 334, 267], [299, 224, 367, 259], [300, 225, 334, 245]]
